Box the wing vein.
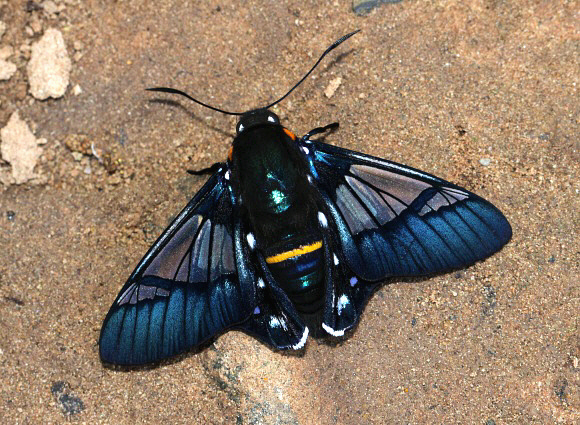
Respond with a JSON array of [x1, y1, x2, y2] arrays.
[[349, 173, 409, 213], [181, 217, 205, 282], [402, 221, 441, 271], [343, 178, 382, 228]]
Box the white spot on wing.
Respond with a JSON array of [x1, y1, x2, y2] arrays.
[[257, 278, 265, 288], [301, 146, 310, 155], [269, 316, 288, 331], [333, 253, 339, 265], [267, 115, 276, 123], [292, 327, 309, 350], [322, 322, 345, 337], [224, 170, 230, 180], [238, 123, 244, 132], [337, 294, 350, 315]]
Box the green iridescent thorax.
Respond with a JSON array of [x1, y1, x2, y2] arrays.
[[232, 125, 304, 215], [264, 172, 292, 213], [230, 124, 319, 247]]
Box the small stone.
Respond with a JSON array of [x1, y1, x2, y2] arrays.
[[71, 151, 83, 161], [0, 45, 14, 60], [27, 28, 72, 100], [29, 15, 43, 34], [324, 77, 342, 98], [0, 112, 44, 184], [479, 158, 491, 166], [50, 381, 84, 416], [72, 84, 82, 95], [0, 59, 16, 81], [0, 21, 6, 41], [42, 1, 60, 15], [20, 42, 32, 54]]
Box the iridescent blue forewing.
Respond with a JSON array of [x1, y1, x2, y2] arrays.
[[99, 171, 256, 365], [307, 140, 512, 335]]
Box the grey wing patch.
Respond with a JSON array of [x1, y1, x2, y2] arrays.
[[141, 214, 236, 284], [417, 188, 469, 216], [143, 214, 203, 280], [210, 224, 235, 281], [189, 219, 212, 283], [335, 164, 470, 234], [117, 282, 170, 306]]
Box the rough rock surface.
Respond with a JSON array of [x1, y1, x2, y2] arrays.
[[27, 28, 71, 100]]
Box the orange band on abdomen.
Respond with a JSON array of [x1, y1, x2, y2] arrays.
[[265, 240, 323, 264]]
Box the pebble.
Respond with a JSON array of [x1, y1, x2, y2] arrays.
[[0, 45, 14, 60], [0, 112, 45, 184], [27, 28, 72, 100], [0, 21, 5, 41], [42, 1, 60, 16], [0, 59, 16, 81], [324, 77, 342, 98], [479, 158, 491, 166]]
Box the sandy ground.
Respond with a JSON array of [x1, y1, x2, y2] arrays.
[[0, 0, 578, 424]]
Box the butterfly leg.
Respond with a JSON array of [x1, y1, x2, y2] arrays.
[[302, 122, 339, 141], [187, 162, 226, 175]]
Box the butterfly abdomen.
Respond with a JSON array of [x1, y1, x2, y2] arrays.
[[266, 239, 325, 315]]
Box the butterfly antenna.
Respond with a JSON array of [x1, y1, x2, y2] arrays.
[[147, 30, 360, 115], [262, 30, 360, 110], [145, 87, 244, 116]]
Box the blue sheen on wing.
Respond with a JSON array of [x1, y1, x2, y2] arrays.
[[99, 172, 255, 365], [309, 140, 512, 282]]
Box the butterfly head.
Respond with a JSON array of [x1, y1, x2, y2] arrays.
[[236, 109, 280, 135]]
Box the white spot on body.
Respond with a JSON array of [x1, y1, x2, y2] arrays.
[[267, 115, 276, 123], [246, 233, 255, 250], [238, 123, 244, 132], [317, 211, 328, 228]]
